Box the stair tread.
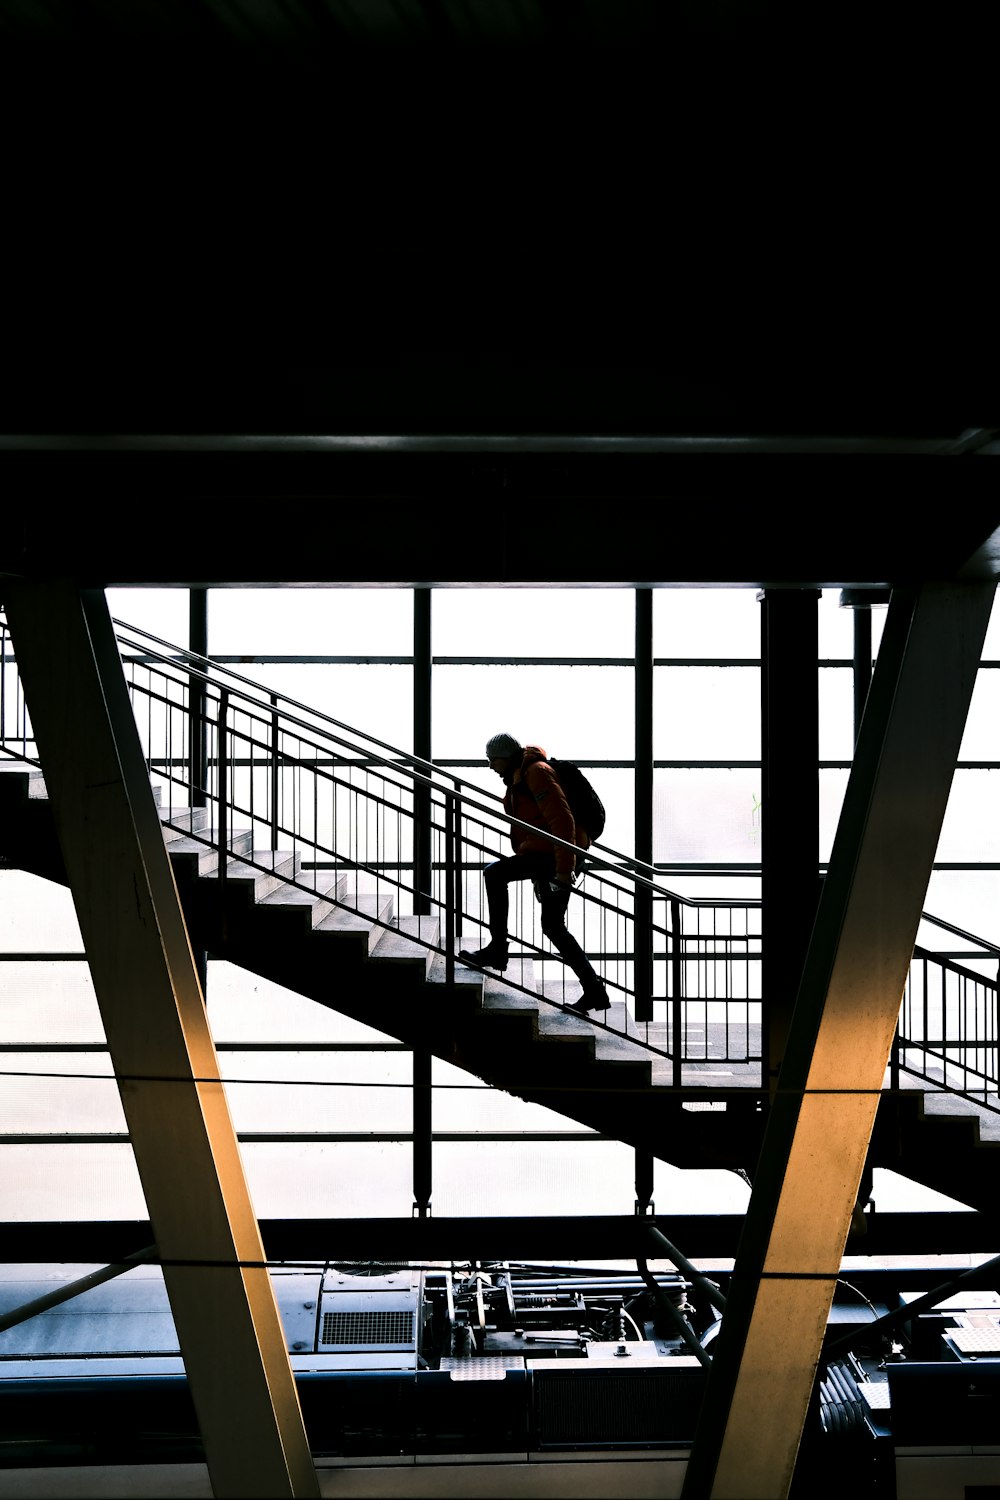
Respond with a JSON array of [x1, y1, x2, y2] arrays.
[[371, 916, 440, 961], [8, 758, 998, 1169], [455, 954, 537, 986], [259, 872, 343, 907], [314, 892, 394, 933], [0, 760, 47, 796], [165, 830, 254, 852]]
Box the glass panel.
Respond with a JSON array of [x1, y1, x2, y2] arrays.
[[431, 1142, 755, 1217], [959, 669, 1000, 761], [240, 1142, 413, 1217], [818, 590, 892, 663], [0, 1053, 124, 1134], [653, 589, 761, 658], [654, 667, 760, 759], [208, 587, 414, 655], [923, 871, 1000, 946], [660, 873, 761, 903], [819, 767, 850, 863], [823, 771, 1000, 869], [819, 666, 855, 761], [219, 1050, 413, 1134], [433, 587, 635, 657], [0, 1145, 148, 1219], [430, 1058, 599, 1133], [817, 589, 854, 659], [430, 1140, 639, 1215], [653, 1161, 753, 1214], [0, 872, 83, 953], [0, 961, 105, 1045], [654, 770, 763, 864], [248, 663, 413, 748], [105, 587, 190, 646], [206, 962, 401, 1045], [937, 771, 1000, 862], [434, 666, 634, 760]]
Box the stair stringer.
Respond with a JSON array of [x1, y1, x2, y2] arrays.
[[171, 853, 761, 1171]]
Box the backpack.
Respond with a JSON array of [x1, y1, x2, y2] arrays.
[[548, 758, 606, 842]]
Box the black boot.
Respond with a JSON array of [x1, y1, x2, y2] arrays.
[[458, 941, 510, 972], [569, 982, 610, 1013]]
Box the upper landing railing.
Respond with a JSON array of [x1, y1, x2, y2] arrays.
[[0, 613, 996, 1109]]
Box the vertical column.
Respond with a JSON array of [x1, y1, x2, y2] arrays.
[[413, 587, 432, 915], [634, 587, 654, 1022], [683, 581, 995, 1500], [634, 588, 655, 1205], [412, 587, 433, 1213], [759, 589, 821, 1096], [188, 586, 209, 998], [4, 582, 319, 1500]]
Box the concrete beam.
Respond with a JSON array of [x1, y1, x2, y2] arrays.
[[683, 580, 996, 1499], [3, 583, 319, 1499]]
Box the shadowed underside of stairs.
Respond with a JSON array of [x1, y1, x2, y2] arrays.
[[2, 760, 998, 1202]]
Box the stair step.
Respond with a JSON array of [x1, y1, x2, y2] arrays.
[[918, 1091, 1000, 1144], [369, 916, 440, 977], [314, 891, 396, 952], [0, 760, 47, 797], [160, 806, 213, 838], [164, 829, 255, 874], [482, 975, 541, 1016], [257, 871, 345, 929], [538, 1001, 651, 1063], [210, 850, 301, 901], [427, 954, 488, 990]]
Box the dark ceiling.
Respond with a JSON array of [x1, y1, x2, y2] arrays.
[[1, 0, 995, 442]]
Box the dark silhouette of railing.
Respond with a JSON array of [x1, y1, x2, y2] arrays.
[[3, 611, 996, 1108]]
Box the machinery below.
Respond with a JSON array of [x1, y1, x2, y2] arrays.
[[1, 1254, 999, 1497]]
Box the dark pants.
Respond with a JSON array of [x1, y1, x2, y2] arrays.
[[483, 852, 603, 992]]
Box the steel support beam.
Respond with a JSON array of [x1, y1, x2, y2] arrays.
[[759, 588, 821, 1097], [3, 1209, 999, 1264], [3, 582, 319, 1500], [683, 580, 996, 1500]]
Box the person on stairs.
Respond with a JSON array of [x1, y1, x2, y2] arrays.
[[459, 732, 611, 1014]]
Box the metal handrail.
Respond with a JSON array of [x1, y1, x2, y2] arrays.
[[4, 612, 999, 1104]]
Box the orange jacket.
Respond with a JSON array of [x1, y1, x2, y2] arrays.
[[503, 744, 590, 879]]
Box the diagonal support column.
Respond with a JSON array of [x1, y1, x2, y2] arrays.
[[682, 579, 996, 1500], [4, 582, 319, 1500]]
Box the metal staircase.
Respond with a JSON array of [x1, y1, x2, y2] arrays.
[[1, 614, 998, 1197]]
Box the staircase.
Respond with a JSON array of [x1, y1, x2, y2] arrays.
[[2, 602, 998, 1209], [0, 760, 765, 1172]]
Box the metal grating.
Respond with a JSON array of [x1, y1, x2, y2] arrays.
[[947, 1324, 1000, 1355], [440, 1355, 525, 1380], [320, 1310, 415, 1347], [533, 1367, 706, 1446]]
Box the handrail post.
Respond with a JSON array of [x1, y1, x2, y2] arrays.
[[634, 880, 653, 1025], [188, 588, 208, 809], [444, 783, 456, 986], [217, 689, 228, 929], [634, 586, 654, 1024], [413, 589, 432, 917], [671, 897, 683, 1089], [412, 1047, 432, 1219], [269, 693, 279, 851]]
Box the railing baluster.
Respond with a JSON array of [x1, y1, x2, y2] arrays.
[[671, 897, 682, 1088], [8, 608, 999, 1109], [217, 688, 228, 921]]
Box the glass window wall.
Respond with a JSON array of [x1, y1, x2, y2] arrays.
[[3, 581, 999, 1230]]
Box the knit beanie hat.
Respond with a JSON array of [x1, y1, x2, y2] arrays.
[[486, 733, 523, 761]]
